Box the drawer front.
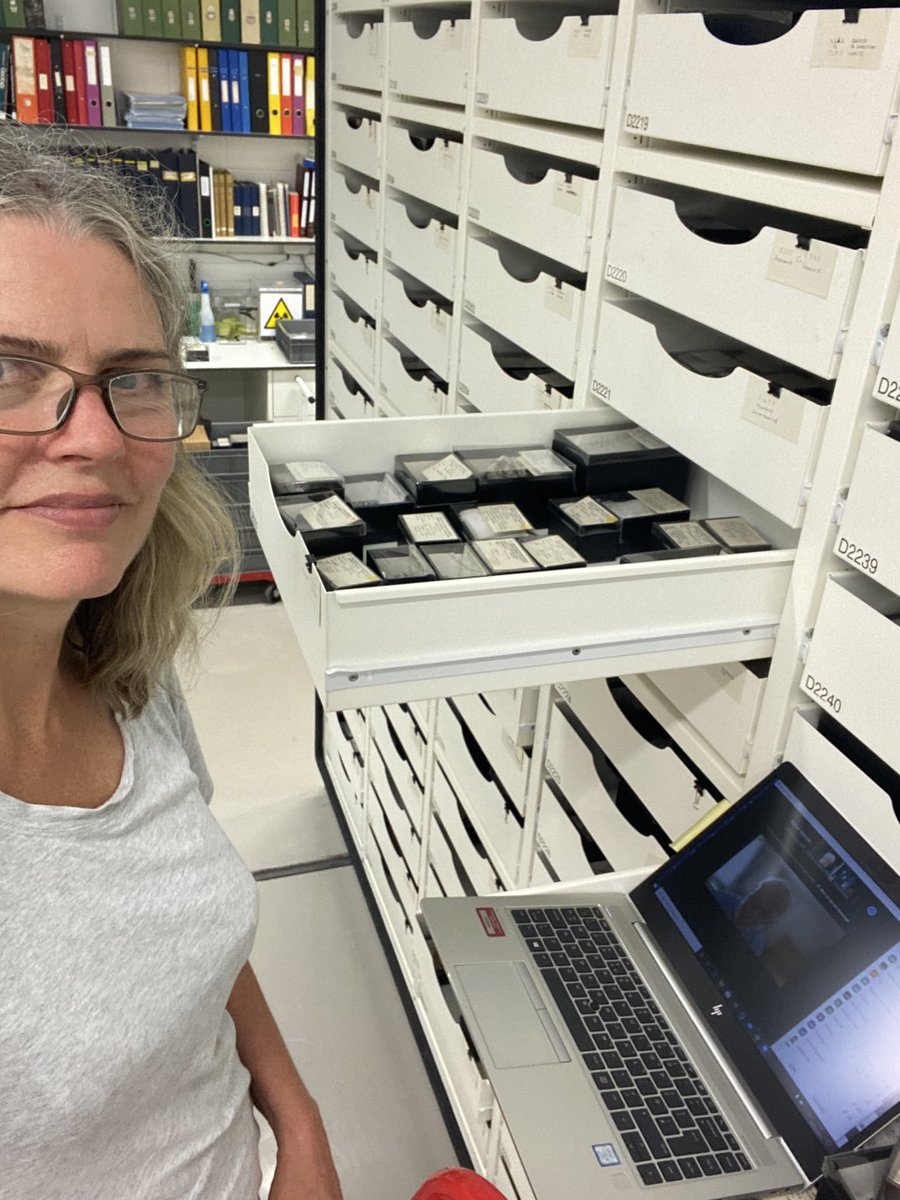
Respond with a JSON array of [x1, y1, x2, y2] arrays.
[[369, 742, 422, 878], [427, 807, 475, 897], [323, 711, 365, 837], [383, 702, 428, 781], [386, 122, 463, 214], [329, 233, 379, 316], [390, 18, 471, 106], [458, 324, 569, 415], [330, 106, 381, 180], [329, 294, 376, 382], [607, 185, 863, 380], [463, 237, 583, 380], [331, 18, 384, 92], [270, 369, 315, 422], [626, 10, 900, 175], [452, 691, 531, 816], [833, 425, 900, 596], [533, 777, 607, 884], [383, 197, 457, 299], [477, 13, 614, 130], [379, 337, 446, 417], [328, 355, 372, 420], [369, 705, 425, 834], [366, 794, 419, 919], [381, 271, 453, 379], [330, 168, 381, 249], [431, 763, 505, 895], [468, 145, 597, 272]]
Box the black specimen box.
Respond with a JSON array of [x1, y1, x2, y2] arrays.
[[314, 552, 380, 591], [457, 445, 577, 502], [394, 451, 478, 505], [422, 541, 491, 580], [597, 489, 689, 552], [277, 491, 366, 555], [520, 534, 586, 570], [472, 537, 540, 575], [453, 501, 536, 541], [619, 546, 722, 564], [269, 460, 344, 497], [652, 519, 722, 555], [548, 495, 622, 562], [700, 516, 772, 553], [342, 472, 415, 539], [552, 425, 689, 497], [364, 542, 437, 585], [398, 509, 462, 546]]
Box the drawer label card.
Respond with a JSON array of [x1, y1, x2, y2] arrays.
[[431, 305, 449, 333], [545, 279, 576, 320], [536, 378, 565, 409], [811, 10, 888, 70], [553, 175, 584, 216], [568, 18, 604, 58], [316, 552, 379, 589], [741, 378, 806, 444], [875, 374, 900, 404], [835, 536, 879, 577], [802, 674, 842, 714], [766, 232, 838, 298]]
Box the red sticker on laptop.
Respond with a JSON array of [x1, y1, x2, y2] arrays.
[[476, 907, 505, 937]]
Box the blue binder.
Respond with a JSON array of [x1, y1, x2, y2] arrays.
[[219, 48, 233, 133], [238, 51, 251, 135]]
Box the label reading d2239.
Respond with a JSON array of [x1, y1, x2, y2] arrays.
[[836, 537, 879, 577], [802, 674, 842, 713]]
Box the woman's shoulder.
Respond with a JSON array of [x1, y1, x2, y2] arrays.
[[133, 666, 215, 805]]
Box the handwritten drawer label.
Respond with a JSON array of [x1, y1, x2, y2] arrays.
[[568, 18, 604, 59], [741, 377, 806, 444], [811, 9, 888, 70], [545, 279, 576, 320], [767, 231, 838, 299], [553, 175, 584, 216]]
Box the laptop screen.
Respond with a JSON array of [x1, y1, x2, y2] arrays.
[[633, 762, 900, 1177]]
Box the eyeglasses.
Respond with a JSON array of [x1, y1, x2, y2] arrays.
[[0, 355, 206, 442]]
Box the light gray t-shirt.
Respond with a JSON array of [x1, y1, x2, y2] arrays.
[[0, 677, 262, 1200]]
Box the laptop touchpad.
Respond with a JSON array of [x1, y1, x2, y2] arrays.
[[455, 961, 570, 1069]]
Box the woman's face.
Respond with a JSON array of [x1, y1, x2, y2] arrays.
[[0, 217, 176, 613]]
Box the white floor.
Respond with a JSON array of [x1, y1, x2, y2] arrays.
[[180, 594, 460, 1200]]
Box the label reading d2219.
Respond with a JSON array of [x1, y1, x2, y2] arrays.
[[876, 376, 900, 402], [836, 537, 879, 576], [625, 112, 650, 132], [803, 675, 842, 713]]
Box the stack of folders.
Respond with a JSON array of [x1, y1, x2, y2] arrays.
[[2, 35, 118, 126], [122, 92, 187, 130], [179, 45, 314, 136], [114, 0, 315, 48]]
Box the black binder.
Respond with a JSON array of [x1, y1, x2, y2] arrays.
[[176, 148, 202, 239], [247, 48, 268, 135], [208, 48, 221, 132], [198, 157, 214, 239]]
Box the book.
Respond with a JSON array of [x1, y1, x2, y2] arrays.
[[279, 49, 290, 136], [297, 155, 313, 234], [49, 36, 66, 122], [232, 178, 244, 236], [0, 44, 10, 120], [116, 0, 143, 34], [220, 0, 239, 44], [213, 167, 227, 236], [180, 0, 201, 37], [207, 47, 221, 129], [98, 40, 116, 126], [142, 1, 162, 38], [200, 0, 220, 41], [246, 47, 267, 133], [289, 187, 299, 237], [34, 36, 52, 123], [304, 51, 314, 137], [11, 36, 37, 122], [295, 0, 313, 47], [179, 43, 199, 131], [266, 49, 279, 135], [240, 0, 260, 44], [2, 0, 26, 30], [259, 0, 277, 46], [224, 169, 235, 237], [161, 1, 180, 37], [291, 51, 304, 136], [249, 181, 261, 235], [83, 39, 102, 127], [258, 181, 269, 237], [197, 45, 212, 131], [71, 37, 88, 126], [278, 0, 294, 47], [177, 148, 201, 237]]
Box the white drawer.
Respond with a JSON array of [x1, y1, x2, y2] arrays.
[[834, 424, 900, 596], [381, 271, 452, 379], [367, 796, 419, 920], [386, 122, 463, 214], [368, 741, 422, 876], [468, 144, 597, 272], [801, 573, 900, 777], [390, 16, 470, 106], [330, 105, 381, 180], [559, 678, 718, 842], [329, 289, 376, 381], [592, 300, 829, 528], [330, 167, 381, 249], [379, 337, 446, 418], [458, 324, 571, 414], [327, 355, 372, 420], [431, 764, 503, 895], [323, 711, 365, 837], [533, 777, 607, 884], [626, 10, 900, 176], [494, 1114, 538, 1200], [784, 709, 900, 876], [383, 702, 428, 782], [369, 704, 425, 831], [482, 688, 540, 749], [873, 296, 900, 409], [544, 702, 668, 871], [436, 701, 523, 886], [363, 817, 418, 959], [452, 691, 531, 816], [269, 369, 315, 422], [428, 807, 474, 897], [383, 196, 457, 300], [331, 16, 384, 92], [344, 706, 367, 750], [328, 232, 379, 317], [606, 185, 864, 380], [476, 12, 614, 130], [628, 661, 768, 778], [463, 237, 583, 380]]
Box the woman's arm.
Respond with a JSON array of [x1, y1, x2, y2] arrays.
[[227, 961, 344, 1200]]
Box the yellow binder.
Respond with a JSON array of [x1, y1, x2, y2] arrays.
[[179, 44, 199, 132], [197, 46, 212, 132], [304, 54, 315, 137], [267, 51, 281, 136]]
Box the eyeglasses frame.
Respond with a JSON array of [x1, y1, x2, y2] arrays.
[[0, 354, 207, 442]]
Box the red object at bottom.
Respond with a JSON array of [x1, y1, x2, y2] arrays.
[[411, 1167, 509, 1200]]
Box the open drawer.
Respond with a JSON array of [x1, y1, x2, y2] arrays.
[[249, 410, 795, 709]]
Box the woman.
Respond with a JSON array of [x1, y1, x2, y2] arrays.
[[0, 126, 342, 1200]]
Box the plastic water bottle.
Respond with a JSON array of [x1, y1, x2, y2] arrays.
[[199, 280, 216, 344]]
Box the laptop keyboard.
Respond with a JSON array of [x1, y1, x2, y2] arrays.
[[511, 906, 753, 1186]]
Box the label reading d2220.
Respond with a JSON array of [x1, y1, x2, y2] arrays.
[[836, 537, 878, 577], [802, 675, 842, 713]]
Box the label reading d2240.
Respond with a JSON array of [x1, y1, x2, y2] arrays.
[[836, 537, 878, 576], [803, 675, 842, 713]]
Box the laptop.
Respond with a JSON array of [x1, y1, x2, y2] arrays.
[[421, 763, 900, 1199]]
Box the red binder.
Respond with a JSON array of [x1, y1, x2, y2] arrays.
[[288, 188, 299, 237], [34, 37, 53, 123], [83, 39, 102, 128], [71, 39, 89, 127], [279, 51, 291, 137], [61, 39, 79, 124]]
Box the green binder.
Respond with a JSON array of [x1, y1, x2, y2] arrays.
[[116, 0, 143, 34], [277, 0, 294, 46], [220, 0, 240, 43], [180, 0, 201, 37], [142, 0, 163, 37], [3, 0, 27, 29], [295, 0, 312, 48], [259, 0, 277, 46], [161, 1, 180, 36]]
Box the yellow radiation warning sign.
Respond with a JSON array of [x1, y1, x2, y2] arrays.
[[257, 288, 304, 338]]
